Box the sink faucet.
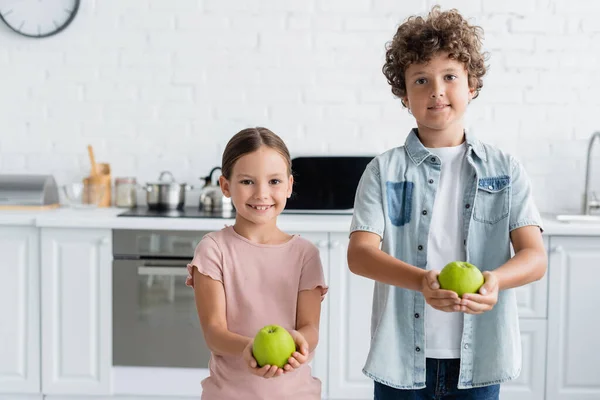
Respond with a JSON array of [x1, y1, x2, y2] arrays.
[[583, 131, 600, 215]]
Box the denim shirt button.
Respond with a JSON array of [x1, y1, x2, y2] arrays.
[[428, 179, 434, 184], [415, 347, 421, 352], [422, 210, 427, 215], [414, 313, 420, 318], [464, 344, 469, 349], [430, 157, 437, 163], [465, 204, 471, 209], [418, 245, 423, 250]]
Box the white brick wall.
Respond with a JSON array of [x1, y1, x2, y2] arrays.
[[0, 0, 598, 213]]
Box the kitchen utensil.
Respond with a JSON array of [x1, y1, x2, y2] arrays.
[[83, 162, 111, 207], [62, 182, 106, 209], [198, 167, 233, 213], [87, 145, 98, 177], [144, 171, 192, 210]]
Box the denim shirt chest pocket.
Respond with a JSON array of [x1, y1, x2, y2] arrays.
[[386, 181, 414, 227], [473, 175, 510, 224]]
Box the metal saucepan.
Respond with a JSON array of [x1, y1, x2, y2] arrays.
[[144, 171, 193, 210]]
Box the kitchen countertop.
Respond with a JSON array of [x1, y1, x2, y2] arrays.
[[1, 207, 599, 235], [2, 207, 354, 232]]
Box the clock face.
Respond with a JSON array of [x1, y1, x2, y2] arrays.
[[0, 0, 80, 38]]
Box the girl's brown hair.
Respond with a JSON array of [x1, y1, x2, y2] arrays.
[[221, 127, 292, 179], [382, 5, 488, 106]]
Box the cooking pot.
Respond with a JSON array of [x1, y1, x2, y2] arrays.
[[199, 167, 233, 213], [144, 171, 192, 210]]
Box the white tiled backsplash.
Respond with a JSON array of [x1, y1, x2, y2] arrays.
[[0, 0, 598, 213]]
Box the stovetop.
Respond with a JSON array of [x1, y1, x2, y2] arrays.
[[118, 207, 235, 219]]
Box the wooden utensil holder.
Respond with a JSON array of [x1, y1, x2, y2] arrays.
[[83, 163, 112, 207]]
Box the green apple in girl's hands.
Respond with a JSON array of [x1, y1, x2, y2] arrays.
[[252, 325, 296, 368], [438, 261, 485, 297]]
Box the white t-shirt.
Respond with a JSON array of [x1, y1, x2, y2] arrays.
[[425, 142, 468, 359]]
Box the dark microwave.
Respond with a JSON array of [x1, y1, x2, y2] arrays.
[[284, 156, 374, 213]]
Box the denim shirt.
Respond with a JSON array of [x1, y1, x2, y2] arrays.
[[350, 129, 543, 389]]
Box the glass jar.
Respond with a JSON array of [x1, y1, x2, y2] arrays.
[[115, 177, 138, 208]]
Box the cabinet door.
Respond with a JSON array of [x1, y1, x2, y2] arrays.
[[41, 228, 112, 395], [514, 236, 549, 319], [295, 232, 330, 397], [0, 226, 40, 394], [328, 232, 374, 399], [546, 236, 600, 400], [500, 319, 547, 400]]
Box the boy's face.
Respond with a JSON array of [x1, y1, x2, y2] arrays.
[[403, 52, 475, 142], [219, 146, 293, 227]]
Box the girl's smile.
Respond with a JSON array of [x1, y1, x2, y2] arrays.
[[220, 145, 293, 230], [247, 204, 275, 212]]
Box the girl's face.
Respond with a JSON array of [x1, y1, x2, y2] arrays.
[[219, 146, 293, 227]]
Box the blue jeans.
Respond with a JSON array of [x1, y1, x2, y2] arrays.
[[374, 359, 500, 400]]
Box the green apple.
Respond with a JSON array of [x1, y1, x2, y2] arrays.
[[438, 261, 485, 297], [252, 324, 296, 368]]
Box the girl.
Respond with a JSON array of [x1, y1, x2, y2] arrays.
[[186, 127, 327, 400]]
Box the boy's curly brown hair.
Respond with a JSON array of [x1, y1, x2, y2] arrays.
[[383, 6, 488, 106]]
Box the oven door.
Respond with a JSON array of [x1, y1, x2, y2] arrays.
[[113, 258, 211, 369]]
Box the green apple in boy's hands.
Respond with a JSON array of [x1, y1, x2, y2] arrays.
[[252, 325, 296, 369], [459, 271, 499, 315], [438, 261, 485, 297], [421, 269, 462, 312], [282, 329, 310, 373]]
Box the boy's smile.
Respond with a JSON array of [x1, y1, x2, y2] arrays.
[[403, 52, 475, 146]]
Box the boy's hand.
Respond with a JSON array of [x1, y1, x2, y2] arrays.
[[242, 340, 284, 379], [460, 271, 499, 314], [421, 270, 462, 312], [283, 330, 310, 373]]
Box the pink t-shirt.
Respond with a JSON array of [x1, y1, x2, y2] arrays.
[[188, 225, 328, 400]]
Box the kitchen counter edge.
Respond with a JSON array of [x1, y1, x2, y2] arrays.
[[0, 208, 598, 236]]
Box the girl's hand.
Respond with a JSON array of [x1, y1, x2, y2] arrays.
[[460, 271, 499, 314], [283, 330, 310, 373], [421, 269, 462, 312], [242, 340, 284, 379], [185, 265, 195, 287]]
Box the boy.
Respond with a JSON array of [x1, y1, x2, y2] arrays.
[[347, 6, 547, 400]]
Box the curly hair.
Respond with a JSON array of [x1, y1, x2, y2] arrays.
[[383, 5, 488, 106]]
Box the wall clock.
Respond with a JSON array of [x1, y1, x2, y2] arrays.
[[0, 0, 80, 38]]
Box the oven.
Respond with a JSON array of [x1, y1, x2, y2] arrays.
[[112, 229, 211, 395]]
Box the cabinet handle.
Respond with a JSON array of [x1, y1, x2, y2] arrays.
[[329, 240, 340, 249], [550, 245, 564, 254], [100, 237, 109, 245], [317, 240, 329, 249]]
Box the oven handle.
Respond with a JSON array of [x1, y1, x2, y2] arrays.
[[137, 266, 189, 277]]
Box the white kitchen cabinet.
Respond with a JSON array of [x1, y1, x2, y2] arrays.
[[545, 236, 600, 400], [500, 319, 548, 400], [515, 236, 549, 319], [0, 226, 40, 394], [327, 232, 374, 400], [501, 236, 550, 400], [296, 231, 331, 396], [40, 228, 112, 395]]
